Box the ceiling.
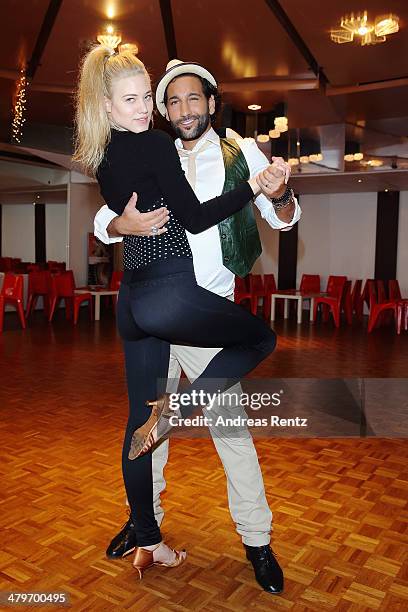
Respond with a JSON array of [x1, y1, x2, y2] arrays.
[[0, 0, 407, 189]]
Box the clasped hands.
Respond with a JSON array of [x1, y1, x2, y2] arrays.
[[114, 157, 290, 237], [256, 156, 290, 199]]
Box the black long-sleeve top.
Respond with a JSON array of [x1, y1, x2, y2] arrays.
[[97, 129, 253, 274]]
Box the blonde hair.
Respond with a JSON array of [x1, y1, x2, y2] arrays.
[[73, 45, 148, 174]]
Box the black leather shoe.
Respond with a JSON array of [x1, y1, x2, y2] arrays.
[[106, 516, 137, 559], [244, 544, 284, 594]]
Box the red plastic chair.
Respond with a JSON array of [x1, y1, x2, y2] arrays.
[[299, 274, 320, 293], [1, 273, 26, 329], [313, 275, 347, 327], [26, 271, 52, 317], [48, 271, 92, 325], [248, 274, 265, 315], [110, 270, 124, 312], [234, 276, 251, 310], [367, 280, 397, 333], [263, 274, 277, 320]]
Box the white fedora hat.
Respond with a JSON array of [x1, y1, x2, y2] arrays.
[[155, 59, 217, 117]]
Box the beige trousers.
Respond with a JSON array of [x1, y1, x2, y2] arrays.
[[151, 335, 272, 546]]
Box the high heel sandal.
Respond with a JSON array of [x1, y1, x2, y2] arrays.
[[132, 544, 187, 579], [128, 394, 173, 460]]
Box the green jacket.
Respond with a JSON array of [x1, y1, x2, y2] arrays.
[[217, 138, 262, 278]]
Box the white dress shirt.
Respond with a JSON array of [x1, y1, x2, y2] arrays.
[[94, 127, 301, 297]]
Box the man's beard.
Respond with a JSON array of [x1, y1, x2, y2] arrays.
[[171, 111, 210, 141]]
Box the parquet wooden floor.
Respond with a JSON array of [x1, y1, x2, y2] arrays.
[[0, 310, 407, 610]]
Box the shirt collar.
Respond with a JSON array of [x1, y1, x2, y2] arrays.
[[175, 127, 220, 152]]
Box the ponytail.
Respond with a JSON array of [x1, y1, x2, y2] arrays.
[[73, 45, 147, 174]]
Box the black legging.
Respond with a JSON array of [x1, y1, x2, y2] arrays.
[[117, 258, 276, 546]]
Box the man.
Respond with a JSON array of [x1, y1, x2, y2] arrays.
[[94, 59, 301, 595]]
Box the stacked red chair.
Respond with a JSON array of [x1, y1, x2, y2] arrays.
[[0, 273, 26, 330], [0, 257, 13, 272], [349, 279, 363, 321], [367, 280, 397, 333], [312, 275, 347, 327], [48, 271, 93, 325], [389, 280, 402, 302], [340, 279, 363, 325]]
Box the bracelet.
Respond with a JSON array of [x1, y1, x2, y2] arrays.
[[271, 186, 294, 210]]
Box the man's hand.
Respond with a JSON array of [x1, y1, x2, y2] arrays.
[[256, 157, 290, 199], [255, 157, 295, 224], [107, 192, 170, 238]]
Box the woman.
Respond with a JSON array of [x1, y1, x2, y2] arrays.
[[74, 46, 278, 578]]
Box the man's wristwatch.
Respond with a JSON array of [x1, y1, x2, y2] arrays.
[[271, 185, 294, 210]]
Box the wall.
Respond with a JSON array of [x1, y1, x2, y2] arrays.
[[1, 204, 35, 261], [45, 203, 67, 262], [67, 178, 103, 286], [297, 192, 377, 290], [252, 207, 280, 277], [295, 194, 331, 288]]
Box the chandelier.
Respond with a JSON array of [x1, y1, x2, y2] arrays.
[[97, 24, 122, 50], [331, 12, 399, 46]]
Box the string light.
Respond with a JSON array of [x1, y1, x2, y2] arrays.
[[11, 68, 28, 144]]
